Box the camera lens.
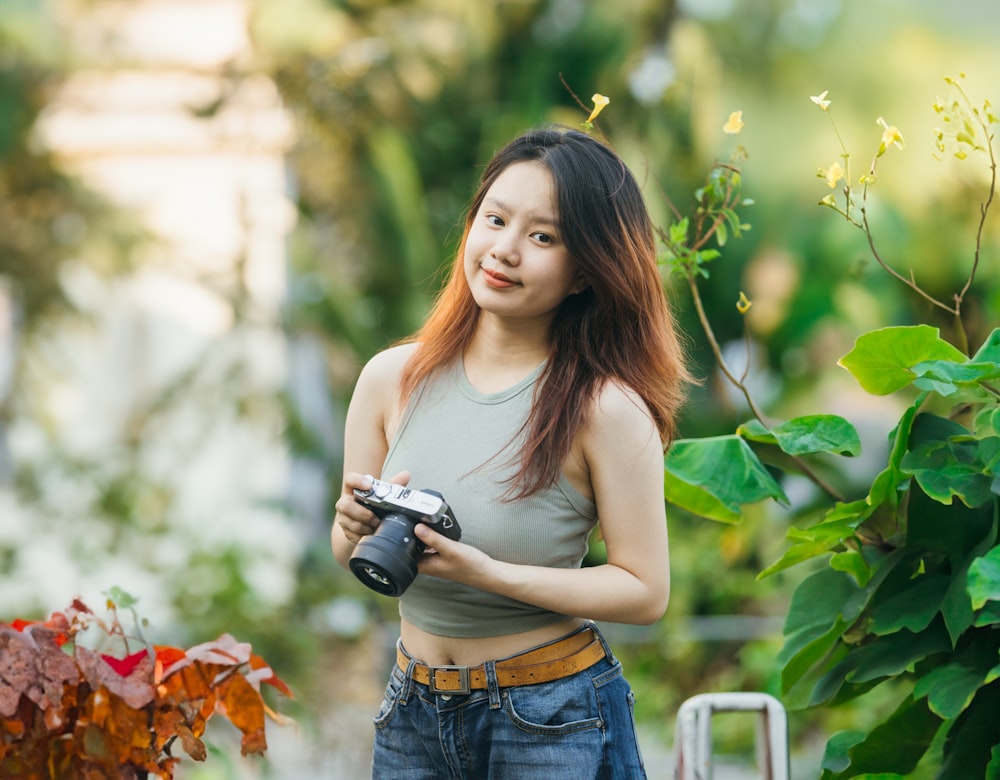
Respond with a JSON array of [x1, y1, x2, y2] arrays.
[[349, 514, 422, 596]]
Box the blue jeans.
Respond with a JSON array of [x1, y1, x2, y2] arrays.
[[371, 623, 647, 779]]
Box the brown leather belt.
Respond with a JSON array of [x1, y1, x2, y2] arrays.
[[397, 626, 607, 695]]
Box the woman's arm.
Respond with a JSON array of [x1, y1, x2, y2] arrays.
[[414, 382, 671, 625], [331, 345, 415, 569]]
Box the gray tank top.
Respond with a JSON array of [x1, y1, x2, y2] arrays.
[[382, 358, 598, 638]]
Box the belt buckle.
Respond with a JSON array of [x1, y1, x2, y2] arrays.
[[429, 665, 470, 695]]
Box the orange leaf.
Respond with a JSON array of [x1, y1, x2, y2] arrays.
[[214, 672, 267, 756], [248, 654, 294, 699]]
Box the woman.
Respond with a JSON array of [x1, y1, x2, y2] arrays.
[[333, 126, 689, 779]]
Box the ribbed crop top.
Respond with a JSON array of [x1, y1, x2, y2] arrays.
[[382, 358, 598, 638]]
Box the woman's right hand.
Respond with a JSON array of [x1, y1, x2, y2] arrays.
[[333, 470, 411, 547]]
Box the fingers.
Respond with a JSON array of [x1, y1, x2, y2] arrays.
[[334, 470, 412, 547], [334, 472, 378, 546]]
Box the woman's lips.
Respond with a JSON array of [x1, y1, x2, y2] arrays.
[[482, 268, 518, 289]]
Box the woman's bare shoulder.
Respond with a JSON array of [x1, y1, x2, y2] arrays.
[[591, 379, 655, 426], [358, 342, 420, 384]]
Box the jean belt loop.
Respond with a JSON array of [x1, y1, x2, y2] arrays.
[[395, 640, 415, 704], [484, 660, 502, 710], [590, 621, 613, 661]]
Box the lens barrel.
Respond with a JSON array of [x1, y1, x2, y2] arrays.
[[349, 513, 423, 596]]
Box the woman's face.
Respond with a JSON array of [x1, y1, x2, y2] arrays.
[[463, 161, 584, 326]]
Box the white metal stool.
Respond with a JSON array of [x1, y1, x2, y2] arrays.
[[673, 692, 790, 780]]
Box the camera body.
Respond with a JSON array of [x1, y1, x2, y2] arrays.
[[348, 476, 460, 596]]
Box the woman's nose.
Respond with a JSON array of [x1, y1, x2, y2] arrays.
[[490, 231, 520, 265]]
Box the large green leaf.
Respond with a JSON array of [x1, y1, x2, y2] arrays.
[[783, 567, 862, 636], [911, 359, 1000, 397], [913, 634, 1000, 719], [869, 574, 950, 635], [838, 325, 967, 395], [662, 473, 741, 523], [779, 567, 874, 702], [969, 544, 1000, 610], [779, 619, 849, 699], [738, 415, 861, 457], [841, 546, 912, 630], [901, 436, 1000, 508], [937, 509, 998, 644], [821, 694, 941, 778], [972, 327, 1000, 363], [868, 398, 922, 509], [821, 730, 867, 775], [663, 435, 788, 522], [809, 621, 952, 706], [938, 679, 1000, 780], [907, 470, 997, 565]]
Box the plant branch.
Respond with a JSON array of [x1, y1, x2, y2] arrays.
[[685, 272, 847, 502]]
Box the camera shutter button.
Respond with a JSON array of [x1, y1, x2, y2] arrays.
[[372, 481, 391, 499]]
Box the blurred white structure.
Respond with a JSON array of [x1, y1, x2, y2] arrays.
[[2, 0, 300, 620]]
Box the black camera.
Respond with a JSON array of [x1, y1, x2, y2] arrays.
[[349, 476, 461, 596]]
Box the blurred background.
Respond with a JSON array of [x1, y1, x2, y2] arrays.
[[1, 0, 998, 777]]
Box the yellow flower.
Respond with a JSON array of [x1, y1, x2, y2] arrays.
[[876, 116, 905, 155], [586, 94, 610, 123], [723, 110, 744, 134], [810, 90, 831, 110], [736, 291, 752, 314], [821, 161, 845, 188]]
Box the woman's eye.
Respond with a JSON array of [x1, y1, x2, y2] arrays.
[[532, 232, 553, 244], [486, 214, 504, 226]]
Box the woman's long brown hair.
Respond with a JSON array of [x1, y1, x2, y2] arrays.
[[398, 126, 690, 499]]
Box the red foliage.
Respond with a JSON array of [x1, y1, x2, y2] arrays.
[[0, 600, 291, 779]]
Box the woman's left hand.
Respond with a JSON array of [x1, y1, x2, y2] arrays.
[[413, 523, 493, 584]]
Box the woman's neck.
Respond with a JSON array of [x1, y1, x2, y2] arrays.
[[463, 318, 550, 393]]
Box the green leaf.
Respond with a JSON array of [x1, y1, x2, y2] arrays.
[[822, 695, 941, 779], [668, 217, 689, 245], [830, 549, 873, 586], [779, 620, 848, 699], [104, 586, 138, 610], [975, 601, 1000, 627], [868, 399, 922, 508], [738, 415, 861, 457], [760, 502, 870, 579], [913, 636, 1000, 719], [907, 465, 997, 564], [822, 730, 867, 774], [783, 567, 861, 636], [971, 327, 1000, 363], [811, 622, 951, 705], [663, 474, 740, 523], [937, 678, 1000, 780], [973, 406, 1000, 436], [869, 574, 950, 635], [838, 325, 967, 395], [715, 220, 728, 246], [902, 415, 1000, 513], [987, 743, 1000, 780], [664, 435, 788, 522], [901, 437, 1000, 508], [968, 545, 1000, 610], [912, 359, 1000, 396]]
